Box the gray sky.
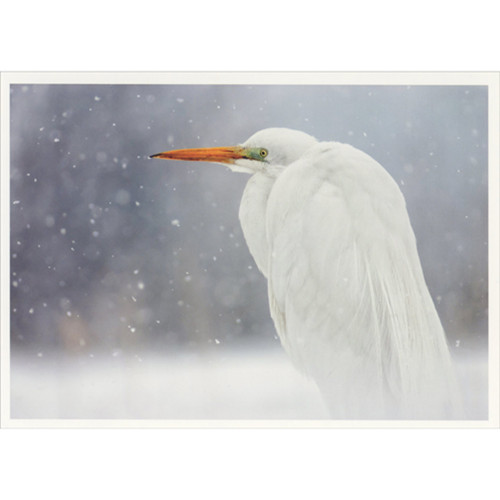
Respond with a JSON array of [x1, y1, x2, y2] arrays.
[[10, 83, 488, 353]]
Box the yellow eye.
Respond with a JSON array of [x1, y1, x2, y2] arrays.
[[259, 148, 268, 158]]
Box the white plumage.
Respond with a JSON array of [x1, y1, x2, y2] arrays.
[[151, 127, 463, 419]]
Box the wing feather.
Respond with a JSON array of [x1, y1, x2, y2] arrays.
[[265, 142, 461, 418]]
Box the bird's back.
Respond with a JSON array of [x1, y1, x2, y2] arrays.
[[261, 141, 462, 419]]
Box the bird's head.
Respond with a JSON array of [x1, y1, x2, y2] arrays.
[[150, 128, 318, 174]]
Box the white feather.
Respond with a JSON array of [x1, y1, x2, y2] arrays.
[[238, 129, 462, 419]]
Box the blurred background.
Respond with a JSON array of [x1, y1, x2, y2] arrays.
[[9, 83, 488, 419]]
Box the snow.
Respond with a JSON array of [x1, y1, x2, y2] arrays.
[[9, 343, 487, 421], [7, 84, 490, 425]]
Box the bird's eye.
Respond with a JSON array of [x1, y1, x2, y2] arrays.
[[259, 148, 268, 158]]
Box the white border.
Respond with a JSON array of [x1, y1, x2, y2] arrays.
[[488, 73, 500, 427], [1, 72, 499, 429], [1, 71, 498, 86], [0, 72, 11, 427]]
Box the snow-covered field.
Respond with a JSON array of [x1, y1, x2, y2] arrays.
[[9, 343, 488, 422]]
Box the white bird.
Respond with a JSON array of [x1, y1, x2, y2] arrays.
[[151, 127, 462, 419]]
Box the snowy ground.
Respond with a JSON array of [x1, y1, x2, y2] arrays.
[[9, 343, 488, 422]]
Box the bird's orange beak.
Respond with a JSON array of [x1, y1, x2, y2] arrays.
[[149, 146, 247, 164]]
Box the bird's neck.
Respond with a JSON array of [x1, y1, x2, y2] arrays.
[[238, 172, 277, 278]]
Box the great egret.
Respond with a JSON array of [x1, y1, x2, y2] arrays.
[[151, 127, 462, 419]]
